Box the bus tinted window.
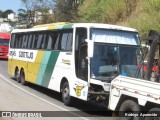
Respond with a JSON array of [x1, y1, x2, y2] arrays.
[[61, 32, 69, 50], [19, 36, 23, 48], [66, 32, 73, 51], [32, 34, 37, 49], [22, 34, 28, 48], [59, 29, 73, 51], [41, 33, 47, 49], [10, 34, 15, 48], [27, 34, 33, 48], [36, 33, 43, 49], [15, 34, 23, 48], [75, 28, 87, 50], [46, 31, 58, 50], [47, 34, 52, 49]]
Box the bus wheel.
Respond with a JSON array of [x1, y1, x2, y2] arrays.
[[62, 82, 73, 106], [119, 100, 141, 120], [145, 108, 160, 120], [15, 69, 20, 83], [20, 70, 26, 85]]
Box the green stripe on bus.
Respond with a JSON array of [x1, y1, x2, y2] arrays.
[[62, 24, 73, 29], [36, 51, 51, 85], [41, 51, 60, 87]]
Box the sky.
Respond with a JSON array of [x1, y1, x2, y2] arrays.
[[0, 0, 22, 14]]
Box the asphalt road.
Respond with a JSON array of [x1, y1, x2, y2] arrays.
[[0, 59, 113, 120]]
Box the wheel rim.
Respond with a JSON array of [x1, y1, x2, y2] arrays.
[[63, 87, 69, 100]]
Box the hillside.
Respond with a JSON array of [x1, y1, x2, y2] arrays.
[[78, 0, 160, 38]]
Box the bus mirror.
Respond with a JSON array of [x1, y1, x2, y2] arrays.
[[85, 39, 94, 58]]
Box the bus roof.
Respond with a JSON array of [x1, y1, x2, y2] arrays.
[[11, 23, 138, 33], [0, 32, 10, 40], [32, 22, 70, 28]]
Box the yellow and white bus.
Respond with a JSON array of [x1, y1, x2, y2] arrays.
[[8, 22, 141, 106]]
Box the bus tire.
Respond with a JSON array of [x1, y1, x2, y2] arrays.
[[145, 108, 160, 120], [62, 82, 73, 106], [15, 69, 20, 83], [119, 100, 141, 120], [20, 70, 26, 85]]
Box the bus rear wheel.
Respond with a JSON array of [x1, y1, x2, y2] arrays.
[[62, 82, 73, 106], [20, 70, 26, 85], [15, 69, 20, 83]]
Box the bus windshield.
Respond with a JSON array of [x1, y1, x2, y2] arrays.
[[91, 28, 140, 45], [91, 44, 141, 81], [0, 39, 9, 46]]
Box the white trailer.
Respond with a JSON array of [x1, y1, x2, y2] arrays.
[[108, 75, 160, 119]]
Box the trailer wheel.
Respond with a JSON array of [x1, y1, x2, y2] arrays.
[[145, 108, 160, 120], [62, 82, 73, 106], [119, 100, 141, 120], [20, 70, 26, 85]]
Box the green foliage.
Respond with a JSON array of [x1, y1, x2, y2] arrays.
[[18, 9, 27, 22], [78, 0, 138, 24], [77, 0, 160, 37], [125, 0, 160, 37], [0, 9, 14, 18], [54, 0, 83, 22]]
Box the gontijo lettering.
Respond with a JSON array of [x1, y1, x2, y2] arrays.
[[19, 51, 33, 59]]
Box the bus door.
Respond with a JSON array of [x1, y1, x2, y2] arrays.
[[74, 27, 89, 101]]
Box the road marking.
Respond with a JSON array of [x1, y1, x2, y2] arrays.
[[0, 74, 89, 120]]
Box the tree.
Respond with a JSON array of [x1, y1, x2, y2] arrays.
[[1, 9, 14, 18], [54, 0, 83, 22], [0, 10, 3, 17], [17, 9, 27, 22], [21, 0, 55, 27], [36, 8, 55, 24]]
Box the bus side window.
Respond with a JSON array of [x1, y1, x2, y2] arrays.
[[36, 33, 44, 49], [14, 34, 18, 48], [61, 32, 68, 50], [24, 34, 29, 48], [31, 34, 37, 49], [55, 32, 60, 50], [46, 32, 52, 50], [10, 34, 15, 48], [47, 31, 59, 50], [41, 33, 47, 49], [52, 31, 59, 50], [22, 34, 28, 48], [27, 34, 33, 49], [59, 29, 73, 51], [14, 34, 19, 48], [66, 32, 73, 51], [18, 34, 23, 48]]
